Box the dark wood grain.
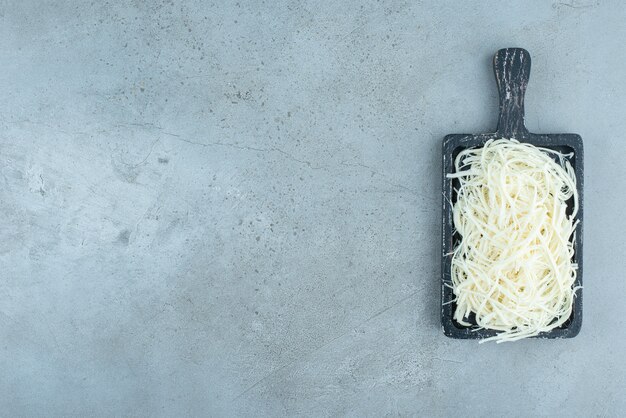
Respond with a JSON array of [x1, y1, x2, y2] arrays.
[[441, 48, 584, 340], [494, 48, 530, 137]]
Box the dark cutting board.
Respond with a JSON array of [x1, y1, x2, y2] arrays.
[[441, 48, 584, 339]]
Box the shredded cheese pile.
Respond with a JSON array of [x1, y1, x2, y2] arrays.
[[448, 138, 579, 343]]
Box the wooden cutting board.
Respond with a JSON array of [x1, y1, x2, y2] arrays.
[[441, 48, 584, 339]]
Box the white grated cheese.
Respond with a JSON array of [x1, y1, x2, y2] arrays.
[[448, 138, 579, 343]]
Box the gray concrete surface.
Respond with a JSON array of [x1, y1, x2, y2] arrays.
[[0, 0, 624, 416]]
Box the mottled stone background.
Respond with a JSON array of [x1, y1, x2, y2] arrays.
[[0, 1, 624, 416]]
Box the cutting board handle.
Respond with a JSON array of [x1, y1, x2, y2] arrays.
[[494, 48, 531, 137]]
